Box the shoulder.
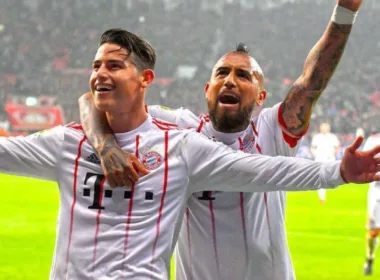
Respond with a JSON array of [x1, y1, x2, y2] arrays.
[[151, 118, 180, 131], [64, 122, 86, 138], [66, 122, 84, 131]]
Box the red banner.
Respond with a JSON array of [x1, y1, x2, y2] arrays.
[[5, 104, 65, 131]]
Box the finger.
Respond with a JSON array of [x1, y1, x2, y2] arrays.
[[346, 136, 364, 152], [122, 176, 134, 188], [369, 145, 380, 157], [109, 170, 128, 188], [133, 160, 150, 176], [126, 166, 139, 183], [107, 175, 119, 188], [124, 177, 134, 187], [372, 174, 380, 182]]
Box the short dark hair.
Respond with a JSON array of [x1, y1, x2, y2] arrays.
[[99, 28, 156, 70], [234, 43, 250, 55]]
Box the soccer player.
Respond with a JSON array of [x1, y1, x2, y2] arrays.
[[78, 1, 364, 279], [363, 133, 380, 275], [311, 122, 341, 203], [2, 29, 377, 280]]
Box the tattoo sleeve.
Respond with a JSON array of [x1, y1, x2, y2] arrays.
[[78, 92, 118, 156], [281, 21, 353, 136]]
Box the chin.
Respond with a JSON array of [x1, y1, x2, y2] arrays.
[[94, 100, 112, 112]]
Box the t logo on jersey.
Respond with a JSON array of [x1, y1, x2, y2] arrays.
[[142, 151, 162, 170], [83, 173, 156, 210]]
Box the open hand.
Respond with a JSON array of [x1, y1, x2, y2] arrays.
[[340, 136, 380, 184]]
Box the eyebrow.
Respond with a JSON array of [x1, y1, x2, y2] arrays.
[[216, 66, 252, 76], [92, 59, 125, 65]]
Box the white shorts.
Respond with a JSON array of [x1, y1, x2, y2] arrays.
[[367, 185, 380, 229]]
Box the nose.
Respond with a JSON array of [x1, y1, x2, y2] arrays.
[[224, 72, 237, 89], [95, 64, 109, 81]]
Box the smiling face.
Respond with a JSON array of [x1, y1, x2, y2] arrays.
[[205, 52, 266, 133], [89, 43, 147, 113]]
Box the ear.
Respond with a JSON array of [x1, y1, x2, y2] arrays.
[[141, 69, 155, 88], [204, 82, 210, 99], [256, 89, 267, 106]]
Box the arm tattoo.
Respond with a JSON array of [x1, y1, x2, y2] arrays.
[[282, 22, 352, 135], [79, 93, 117, 156]]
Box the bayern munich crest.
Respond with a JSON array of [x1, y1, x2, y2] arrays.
[[142, 151, 163, 170], [242, 135, 255, 152]]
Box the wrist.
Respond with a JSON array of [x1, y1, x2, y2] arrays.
[[339, 164, 349, 184], [331, 5, 358, 25], [97, 137, 118, 157]]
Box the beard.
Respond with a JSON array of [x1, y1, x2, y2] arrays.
[[208, 102, 255, 133]]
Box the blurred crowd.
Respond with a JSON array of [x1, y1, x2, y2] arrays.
[[1, 0, 380, 137]]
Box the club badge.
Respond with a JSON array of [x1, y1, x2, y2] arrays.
[[142, 151, 163, 170]]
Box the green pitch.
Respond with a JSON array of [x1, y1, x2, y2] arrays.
[[0, 173, 378, 280]]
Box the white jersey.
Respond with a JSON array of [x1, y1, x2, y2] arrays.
[[0, 115, 344, 280], [311, 133, 340, 162], [364, 134, 380, 229], [147, 104, 305, 280]]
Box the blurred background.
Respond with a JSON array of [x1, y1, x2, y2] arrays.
[[1, 0, 380, 139], [0, 0, 380, 279]]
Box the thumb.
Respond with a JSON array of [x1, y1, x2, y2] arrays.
[[133, 160, 150, 176], [346, 136, 364, 153]]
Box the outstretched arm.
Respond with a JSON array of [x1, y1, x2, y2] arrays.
[[281, 0, 362, 136], [78, 92, 148, 187], [184, 133, 380, 193]]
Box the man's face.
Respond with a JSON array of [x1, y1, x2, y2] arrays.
[[89, 43, 143, 113], [205, 53, 266, 133]]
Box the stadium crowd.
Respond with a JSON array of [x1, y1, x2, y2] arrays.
[[1, 0, 380, 138]]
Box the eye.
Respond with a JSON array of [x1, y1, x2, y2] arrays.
[[237, 71, 251, 80], [92, 64, 100, 71], [110, 63, 122, 70], [217, 69, 229, 76]]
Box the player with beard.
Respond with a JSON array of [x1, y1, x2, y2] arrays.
[[4, 28, 379, 280], [78, 1, 364, 279]]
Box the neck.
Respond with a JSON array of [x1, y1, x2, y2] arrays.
[[106, 105, 147, 133]]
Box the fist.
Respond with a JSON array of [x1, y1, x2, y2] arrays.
[[337, 0, 363, 12]]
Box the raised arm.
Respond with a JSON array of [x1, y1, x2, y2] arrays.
[[78, 92, 148, 187], [184, 132, 380, 193], [281, 0, 362, 136]]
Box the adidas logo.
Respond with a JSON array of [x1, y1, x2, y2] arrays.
[[86, 153, 101, 164]]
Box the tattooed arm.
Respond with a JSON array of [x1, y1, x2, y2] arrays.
[[79, 92, 148, 187], [281, 0, 362, 136]]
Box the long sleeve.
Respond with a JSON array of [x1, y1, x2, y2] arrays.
[[182, 131, 344, 193], [0, 126, 64, 181]]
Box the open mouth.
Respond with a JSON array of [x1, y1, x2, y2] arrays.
[[95, 84, 116, 92], [218, 93, 240, 105]]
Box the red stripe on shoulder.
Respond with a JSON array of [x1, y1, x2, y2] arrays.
[[277, 103, 307, 148], [153, 118, 178, 127], [66, 122, 83, 131], [199, 113, 210, 122], [152, 119, 179, 131]]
